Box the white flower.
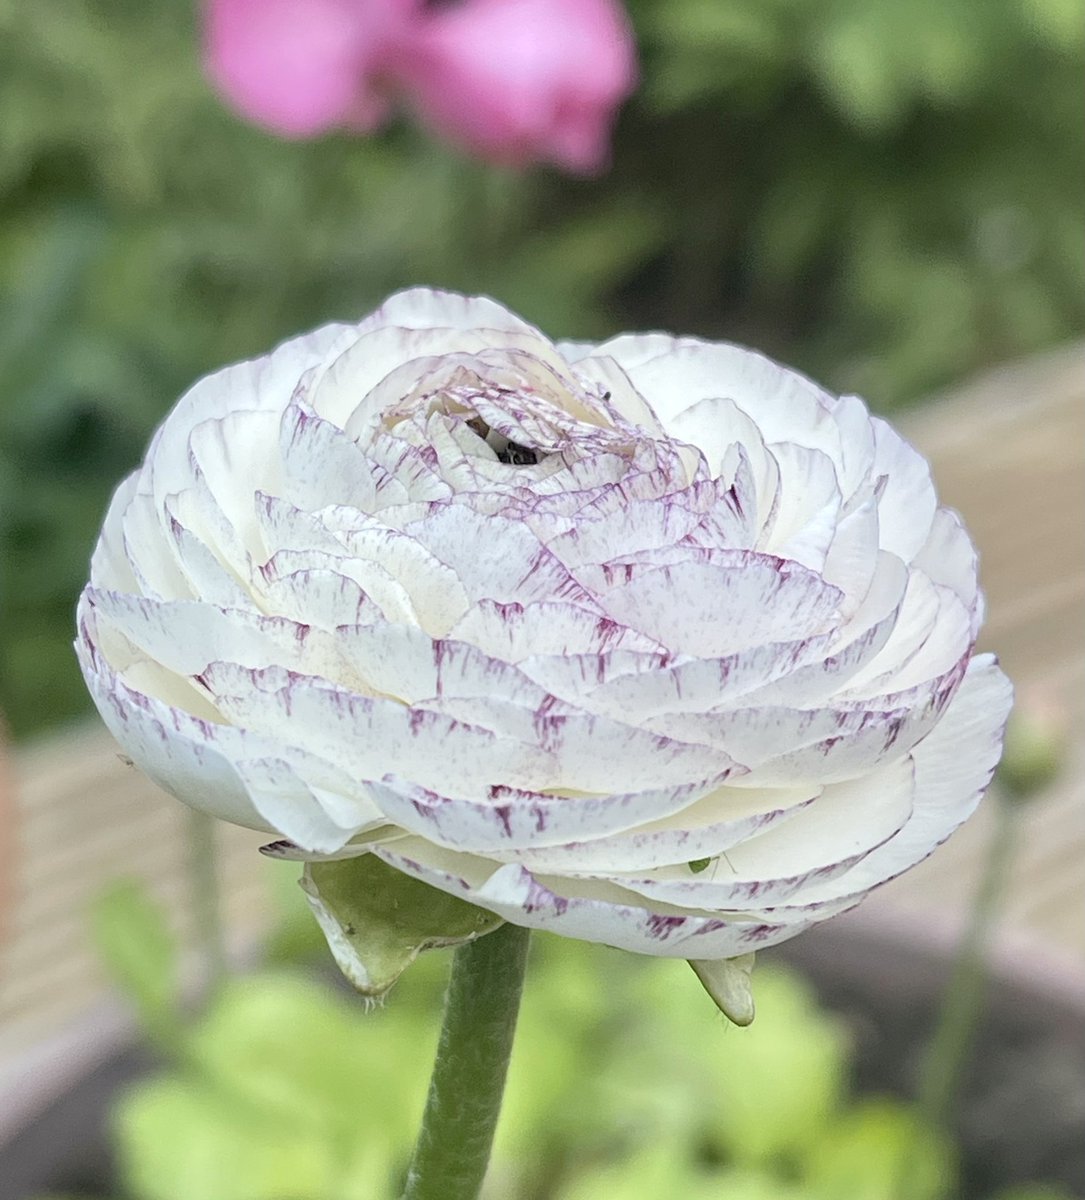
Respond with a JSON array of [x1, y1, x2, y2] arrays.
[[77, 289, 1011, 961]]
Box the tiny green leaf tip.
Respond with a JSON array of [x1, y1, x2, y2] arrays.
[[689, 953, 757, 1026]]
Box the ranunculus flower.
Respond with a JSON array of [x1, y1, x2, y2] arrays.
[[204, 0, 414, 138], [203, 0, 636, 173], [77, 289, 1010, 963], [398, 0, 638, 173]]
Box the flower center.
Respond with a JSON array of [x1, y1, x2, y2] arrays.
[[466, 415, 541, 466], [497, 441, 539, 466]]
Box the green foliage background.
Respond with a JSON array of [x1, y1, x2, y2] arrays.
[[58, 877, 1074, 1200], [1, 0, 1082, 735]]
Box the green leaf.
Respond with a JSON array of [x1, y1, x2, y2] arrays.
[[804, 1099, 957, 1200], [700, 967, 851, 1168], [301, 853, 503, 996], [115, 1077, 348, 1200], [115, 972, 429, 1200], [189, 973, 425, 1147], [90, 878, 180, 1045], [553, 1144, 716, 1200]]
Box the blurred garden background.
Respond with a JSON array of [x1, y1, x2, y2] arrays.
[[1, 2, 1084, 1198]]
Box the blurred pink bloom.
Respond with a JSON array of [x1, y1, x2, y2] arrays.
[[402, 0, 638, 174], [203, 0, 637, 172], [205, 0, 413, 138]]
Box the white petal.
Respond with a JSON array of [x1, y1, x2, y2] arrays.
[[255, 553, 393, 627], [622, 341, 838, 459], [365, 774, 730, 852], [78, 618, 269, 832], [331, 525, 469, 635], [197, 662, 550, 793], [667, 397, 779, 531], [448, 599, 657, 658], [596, 754, 914, 908], [842, 574, 971, 699], [416, 696, 740, 791], [142, 321, 352, 502], [825, 394, 876, 499], [733, 551, 907, 708], [543, 496, 705, 570], [231, 756, 383, 853], [89, 473, 141, 592], [870, 418, 938, 560], [374, 839, 821, 958], [570, 636, 833, 721], [646, 700, 940, 786], [165, 515, 253, 609], [278, 399, 383, 513], [186, 411, 283, 558], [85, 588, 336, 680], [495, 784, 819, 872], [913, 507, 982, 634], [403, 504, 593, 606], [578, 553, 842, 658], [569, 354, 667, 435], [761, 443, 841, 570], [819, 492, 882, 617], [792, 654, 1012, 905], [334, 624, 549, 708], [121, 490, 194, 601], [358, 287, 550, 338]]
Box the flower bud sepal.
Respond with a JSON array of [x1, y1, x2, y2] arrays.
[[291, 850, 504, 997], [689, 954, 757, 1026]]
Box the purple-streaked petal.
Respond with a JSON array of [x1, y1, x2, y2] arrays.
[[492, 784, 819, 872], [573, 553, 842, 658], [791, 654, 1012, 905], [366, 774, 732, 852], [373, 839, 827, 958]]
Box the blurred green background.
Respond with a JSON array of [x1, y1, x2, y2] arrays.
[[1, 0, 1082, 737], [75, 877, 1044, 1200]]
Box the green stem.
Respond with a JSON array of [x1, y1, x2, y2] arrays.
[[185, 808, 228, 1000], [917, 792, 1019, 1129], [402, 923, 532, 1200]]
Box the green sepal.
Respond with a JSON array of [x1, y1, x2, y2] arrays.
[[689, 953, 757, 1026], [300, 853, 503, 997]]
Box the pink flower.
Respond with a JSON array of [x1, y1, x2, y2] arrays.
[[203, 0, 637, 173], [402, 0, 638, 174], [204, 0, 413, 138]]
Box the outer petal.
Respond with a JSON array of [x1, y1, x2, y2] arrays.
[[792, 653, 1012, 905], [373, 838, 842, 958], [487, 784, 820, 872], [365, 774, 735, 852], [78, 613, 270, 834], [578, 755, 914, 908]]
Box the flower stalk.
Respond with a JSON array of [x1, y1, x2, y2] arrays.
[[403, 923, 532, 1200], [186, 808, 228, 1000], [918, 789, 1020, 1129]]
